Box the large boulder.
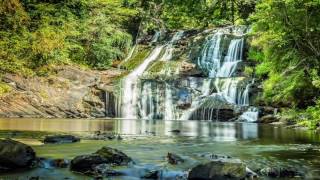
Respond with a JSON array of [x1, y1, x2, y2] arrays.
[[188, 161, 246, 180], [0, 139, 36, 172], [95, 147, 132, 165], [43, 135, 80, 144]]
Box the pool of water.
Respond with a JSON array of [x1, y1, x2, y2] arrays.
[[0, 118, 319, 179]]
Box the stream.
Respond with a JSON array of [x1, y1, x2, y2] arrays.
[[0, 118, 320, 179]]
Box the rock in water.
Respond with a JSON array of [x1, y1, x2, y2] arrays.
[[188, 161, 246, 180], [0, 139, 36, 172], [95, 147, 132, 165], [70, 154, 108, 174], [43, 135, 80, 144], [70, 147, 132, 175], [167, 153, 185, 165]]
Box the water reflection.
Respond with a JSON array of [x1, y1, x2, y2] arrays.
[[0, 118, 319, 143]]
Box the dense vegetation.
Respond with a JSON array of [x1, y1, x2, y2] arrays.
[[249, 0, 320, 129], [0, 0, 138, 77], [1, 0, 320, 128]]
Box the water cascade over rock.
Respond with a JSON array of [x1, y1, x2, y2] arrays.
[[113, 27, 258, 122]]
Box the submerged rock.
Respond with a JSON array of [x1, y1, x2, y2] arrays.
[[51, 159, 69, 168], [199, 153, 232, 160], [188, 161, 246, 180], [167, 153, 185, 165], [43, 135, 80, 144], [0, 139, 36, 172], [93, 164, 123, 177], [142, 170, 160, 179], [169, 129, 181, 134], [260, 167, 301, 178]]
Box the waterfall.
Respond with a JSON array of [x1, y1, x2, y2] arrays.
[[197, 29, 244, 78], [164, 84, 175, 120], [179, 27, 253, 120], [198, 32, 223, 77], [216, 38, 244, 77], [120, 46, 164, 119], [114, 26, 257, 122], [141, 82, 153, 119], [161, 31, 184, 61]]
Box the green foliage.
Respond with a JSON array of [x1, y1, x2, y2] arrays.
[[0, 0, 138, 76], [139, 0, 257, 30], [243, 66, 254, 77], [0, 82, 12, 96], [250, 0, 320, 108]]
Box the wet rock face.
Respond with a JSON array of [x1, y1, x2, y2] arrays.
[[43, 135, 80, 144], [188, 161, 246, 180], [0, 66, 124, 118], [0, 139, 36, 172]]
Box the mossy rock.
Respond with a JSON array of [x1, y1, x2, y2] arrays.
[[120, 45, 152, 71]]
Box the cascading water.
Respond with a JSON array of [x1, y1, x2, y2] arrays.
[[120, 46, 164, 119], [216, 38, 244, 77], [197, 32, 223, 77], [164, 83, 175, 120], [161, 31, 184, 61], [180, 26, 257, 121], [114, 26, 257, 122]]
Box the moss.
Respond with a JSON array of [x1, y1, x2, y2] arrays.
[[147, 58, 183, 75], [0, 82, 12, 97], [120, 45, 151, 71], [39, 90, 49, 99]]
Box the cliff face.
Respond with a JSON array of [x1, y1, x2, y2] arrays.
[[0, 66, 124, 118]]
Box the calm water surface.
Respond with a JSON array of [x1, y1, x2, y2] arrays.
[[0, 118, 319, 179]]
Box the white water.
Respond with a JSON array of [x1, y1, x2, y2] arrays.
[[198, 32, 223, 77], [198, 29, 244, 78], [121, 46, 164, 119], [240, 107, 259, 122], [161, 31, 184, 61], [141, 82, 153, 119], [216, 38, 244, 77], [164, 84, 175, 120]]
